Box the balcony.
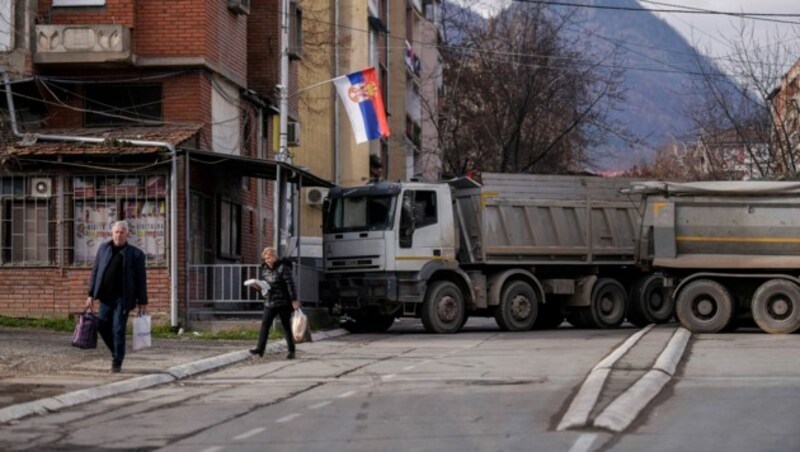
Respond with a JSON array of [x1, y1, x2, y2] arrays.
[[34, 24, 131, 64]]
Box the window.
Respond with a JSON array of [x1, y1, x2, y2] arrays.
[[84, 84, 162, 127], [71, 175, 167, 266], [218, 198, 241, 259], [0, 177, 54, 266], [288, 2, 303, 59], [53, 0, 106, 5], [413, 190, 437, 228], [0, 0, 13, 51]]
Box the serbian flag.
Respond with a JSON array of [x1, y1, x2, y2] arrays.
[[334, 67, 391, 144]]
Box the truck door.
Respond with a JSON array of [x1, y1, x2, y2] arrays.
[[396, 189, 442, 271]]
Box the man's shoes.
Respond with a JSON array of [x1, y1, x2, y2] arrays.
[[111, 362, 122, 373], [286, 351, 295, 360], [249, 348, 264, 357]]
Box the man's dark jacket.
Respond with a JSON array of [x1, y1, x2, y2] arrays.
[[260, 258, 296, 307], [88, 241, 148, 310]]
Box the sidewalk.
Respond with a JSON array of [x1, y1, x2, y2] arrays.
[[0, 326, 347, 424]]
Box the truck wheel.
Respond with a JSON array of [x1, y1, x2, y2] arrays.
[[421, 281, 465, 334], [676, 279, 733, 333], [588, 278, 627, 328], [628, 274, 672, 327], [493, 280, 538, 331], [751, 279, 800, 334]]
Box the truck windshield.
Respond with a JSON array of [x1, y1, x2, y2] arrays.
[[324, 195, 396, 233]]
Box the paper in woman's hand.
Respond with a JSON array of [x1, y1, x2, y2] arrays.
[[244, 279, 270, 297]]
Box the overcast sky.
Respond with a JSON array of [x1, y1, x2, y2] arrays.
[[461, 0, 800, 61], [641, 0, 800, 60]]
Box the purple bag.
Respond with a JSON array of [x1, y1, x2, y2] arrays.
[[72, 309, 98, 349]]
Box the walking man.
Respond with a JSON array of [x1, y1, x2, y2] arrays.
[[85, 220, 148, 373]]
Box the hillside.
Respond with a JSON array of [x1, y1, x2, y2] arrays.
[[443, 0, 734, 170]]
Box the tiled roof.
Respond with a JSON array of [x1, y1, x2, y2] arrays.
[[1, 125, 201, 156]]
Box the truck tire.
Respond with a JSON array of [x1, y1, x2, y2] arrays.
[[628, 274, 672, 327], [751, 279, 800, 334], [675, 279, 733, 333], [587, 278, 627, 328], [421, 281, 465, 334], [493, 280, 539, 331]]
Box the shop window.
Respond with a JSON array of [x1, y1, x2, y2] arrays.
[[71, 175, 167, 266]]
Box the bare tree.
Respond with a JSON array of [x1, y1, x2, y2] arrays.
[[684, 20, 800, 180], [434, 1, 631, 176]]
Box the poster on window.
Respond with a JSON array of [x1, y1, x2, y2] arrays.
[[124, 200, 166, 261], [75, 202, 118, 263]]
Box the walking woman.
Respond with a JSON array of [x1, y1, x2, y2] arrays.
[[249, 247, 299, 359]]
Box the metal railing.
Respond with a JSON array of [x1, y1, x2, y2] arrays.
[[186, 262, 321, 319]]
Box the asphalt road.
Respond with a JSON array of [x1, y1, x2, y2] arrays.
[[1, 319, 799, 451]]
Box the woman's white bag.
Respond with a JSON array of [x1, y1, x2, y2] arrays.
[[133, 313, 152, 351], [291, 309, 310, 343]]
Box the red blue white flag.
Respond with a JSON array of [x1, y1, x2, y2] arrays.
[[334, 67, 391, 144]]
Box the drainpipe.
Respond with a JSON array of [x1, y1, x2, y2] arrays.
[[4, 73, 180, 328]]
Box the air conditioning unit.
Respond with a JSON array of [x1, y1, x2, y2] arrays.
[[304, 187, 328, 206], [287, 121, 301, 147], [227, 0, 250, 15], [30, 177, 52, 198]]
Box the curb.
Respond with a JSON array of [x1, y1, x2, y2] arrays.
[[556, 324, 654, 431], [593, 327, 691, 432], [0, 328, 350, 425]]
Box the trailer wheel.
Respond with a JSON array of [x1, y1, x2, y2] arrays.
[[494, 280, 539, 331], [421, 281, 465, 334], [628, 274, 672, 327], [676, 279, 733, 333], [751, 279, 800, 334], [588, 278, 627, 328]]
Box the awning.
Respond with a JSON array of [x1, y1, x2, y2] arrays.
[[184, 149, 334, 188]]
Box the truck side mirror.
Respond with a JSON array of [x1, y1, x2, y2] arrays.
[[400, 192, 415, 248]]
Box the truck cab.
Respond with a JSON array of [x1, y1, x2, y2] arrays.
[[320, 181, 458, 332]]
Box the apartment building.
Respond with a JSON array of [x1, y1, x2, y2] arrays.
[[0, 0, 329, 323]]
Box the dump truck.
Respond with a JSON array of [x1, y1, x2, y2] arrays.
[[632, 180, 800, 334], [320, 173, 669, 333]]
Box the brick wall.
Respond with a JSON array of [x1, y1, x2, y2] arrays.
[[0, 267, 170, 318], [40, 0, 248, 84], [248, 0, 280, 100]]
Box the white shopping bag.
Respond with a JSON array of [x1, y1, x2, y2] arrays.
[[133, 314, 152, 351], [291, 309, 310, 343]]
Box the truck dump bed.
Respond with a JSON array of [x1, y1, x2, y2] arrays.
[[453, 173, 642, 265], [632, 181, 800, 269]]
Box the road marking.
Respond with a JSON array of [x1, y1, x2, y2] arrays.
[[308, 400, 332, 410], [233, 427, 265, 440], [275, 413, 302, 423], [200, 447, 224, 452], [569, 433, 598, 452], [337, 390, 356, 398], [382, 374, 396, 380], [403, 365, 417, 371]]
